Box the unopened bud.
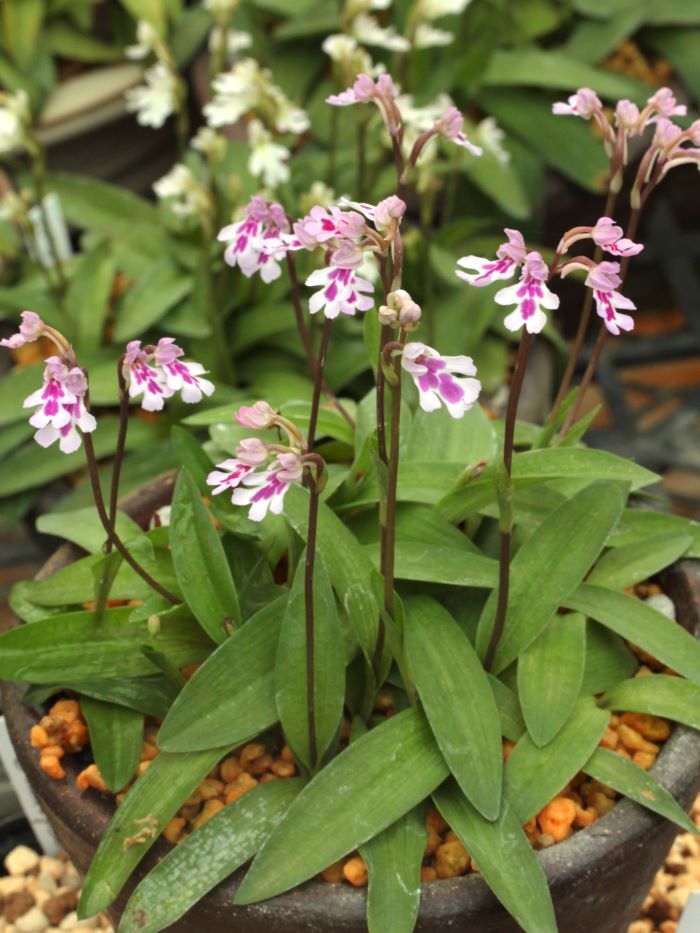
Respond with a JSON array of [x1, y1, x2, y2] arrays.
[[147, 614, 161, 637], [382, 289, 422, 331]]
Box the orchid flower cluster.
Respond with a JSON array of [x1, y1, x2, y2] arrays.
[[0, 312, 214, 454], [125, 21, 184, 130]]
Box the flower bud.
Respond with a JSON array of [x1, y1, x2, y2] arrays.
[[236, 400, 277, 429], [380, 289, 422, 331]]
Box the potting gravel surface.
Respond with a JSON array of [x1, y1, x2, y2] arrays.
[[1, 794, 699, 933]]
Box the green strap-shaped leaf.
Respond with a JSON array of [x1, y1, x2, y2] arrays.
[[438, 448, 657, 523], [114, 259, 193, 341], [276, 552, 345, 772], [365, 543, 498, 588], [234, 708, 449, 905], [119, 779, 304, 933], [433, 781, 557, 933], [81, 697, 143, 794], [488, 674, 526, 741], [405, 597, 503, 820], [284, 484, 379, 663], [476, 481, 627, 672], [601, 675, 700, 730], [157, 597, 286, 752], [587, 533, 692, 589], [565, 584, 700, 685], [609, 508, 700, 558], [504, 696, 610, 823], [0, 605, 211, 683], [78, 746, 228, 918], [584, 748, 698, 835], [580, 621, 638, 695], [171, 468, 241, 643], [518, 613, 586, 746], [23, 675, 178, 719], [66, 245, 116, 352], [360, 805, 427, 933]]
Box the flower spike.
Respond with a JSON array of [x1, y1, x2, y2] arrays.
[[122, 339, 214, 411], [231, 451, 305, 522], [23, 357, 96, 454], [401, 342, 481, 419], [494, 252, 559, 335]]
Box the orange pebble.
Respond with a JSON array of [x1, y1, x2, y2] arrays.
[[39, 755, 66, 780], [599, 727, 619, 750], [633, 751, 656, 771], [30, 725, 50, 748], [65, 720, 89, 752], [280, 745, 295, 763], [343, 856, 368, 887], [424, 832, 440, 856], [421, 866, 437, 882], [220, 758, 243, 783], [49, 699, 81, 722], [435, 841, 470, 878], [240, 743, 265, 768], [426, 806, 448, 835], [76, 764, 109, 793], [618, 724, 659, 755], [191, 799, 224, 830], [271, 760, 296, 778], [248, 754, 274, 775], [620, 712, 670, 742], [259, 773, 279, 784], [163, 817, 186, 844], [574, 806, 598, 828], [537, 798, 576, 842]]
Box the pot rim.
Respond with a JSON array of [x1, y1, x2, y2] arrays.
[[3, 472, 700, 924]]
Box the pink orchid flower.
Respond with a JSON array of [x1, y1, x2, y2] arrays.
[[0, 311, 45, 349], [585, 262, 636, 336], [206, 438, 269, 499], [231, 450, 304, 522], [401, 342, 481, 419], [455, 229, 527, 287], [23, 357, 96, 454], [494, 252, 559, 334]]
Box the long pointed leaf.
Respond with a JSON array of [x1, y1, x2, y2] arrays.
[[580, 621, 638, 694], [518, 613, 586, 746], [157, 597, 286, 752], [81, 697, 143, 794], [405, 597, 502, 819], [504, 696, 609, 823], [587, 533, 692, 589], [360, 806, 427, 933], [584, 748, 697, 835], [78, 746, 228, 918], [565, 584, 700, 685], [234, 708, 449, 905], [600, 675, 700, 730], [171, 469, 240, 643], [119, 779, 304, 933], [477, 481, 627, 672], [433, 781, 557, 933]]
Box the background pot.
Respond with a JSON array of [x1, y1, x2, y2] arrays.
[[2, 474, 700, 932]]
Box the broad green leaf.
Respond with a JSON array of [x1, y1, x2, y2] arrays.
[[1, 0, 44, 69], [46, 21, 122, 62], [66, 245, 115, 351], [234, 708, 449, 904], [587, 534, 692, 589], [460, 145, 531, 219], [276, 552, 345, 772], [565, 8, 646, 63], [78, 746, 227, 918], [584, 748, 698, 835], [565, 585, 700, 685], [23, 675, 178, 719], [36, 507, 141, 553], [405, 597, 502, 819], [0, 605, 211, 683], [438, 448, 656, 523], [433, 782, 557, 933], [119, 778, 304, 933], [580, 621, 638, 695], [518, 612, 586, 746], [648, 28, 700, 101], [333, 462, 463, 512], [476, 481, 627, 672], [406, 402, 497, 465], [360, 806, 427, 933], [81, 697, 143, 793], [170, 469, 240, 643], [488, 674, 526, 741], [609, 509, 700, 558], [481, 89, 610, 191], [504, 696, 609, 823], [284, 484, 379, 663], [646, 1, 700, 24], [482, 49, 647, 100], [113, 259, 192, 341], [157, 598, 285, 752], [366, 542, 498, 588], [601, 675, 700, 730]]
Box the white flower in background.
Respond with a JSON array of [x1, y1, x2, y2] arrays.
[[153, 164, 211, 217], [398, 92, 452, 132], [248, 120, 290, 189], [205, 59, 309, 135], [351, 13, 410, 51], [191, 126, 226, 160], [125, 20, 161, 60], [125, 63, 177, 128], [208, 25, 253, 60], [322, 34, 381, 83], [413, 0, 472, 17], [473, 116, 510, 164], [299, 181, 335, 215], [413, 23, 454, 46], [323, 34, 361, 62], [0, 89, 30, 154]]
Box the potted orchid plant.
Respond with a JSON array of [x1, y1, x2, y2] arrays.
[[1, 75, 700, 933]]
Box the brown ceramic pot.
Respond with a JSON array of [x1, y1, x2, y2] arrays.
[[2, 475, 700, 933]]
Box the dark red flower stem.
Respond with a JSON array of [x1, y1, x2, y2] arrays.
[[105, 357, 129, 557], [483, 332, 533, 672], [304, 467, 320, 772], [307, 317, 333, 453]]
